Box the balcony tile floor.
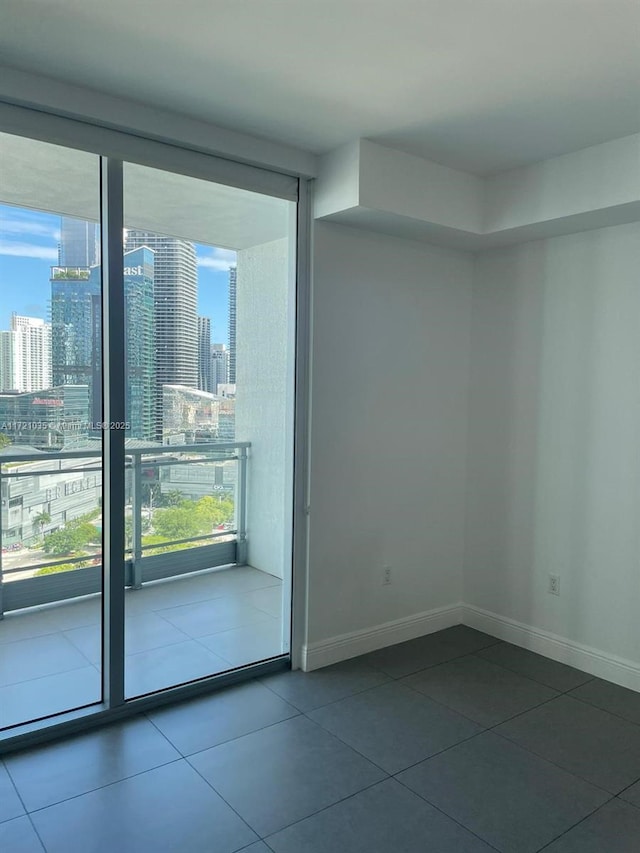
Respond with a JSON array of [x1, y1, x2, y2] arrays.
[[2, 625, 640, 851], [0, 566, 285, 729]]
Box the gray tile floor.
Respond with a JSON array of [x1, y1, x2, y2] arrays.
[[0, 566, 285, 729], [2, 625, 640, 852]]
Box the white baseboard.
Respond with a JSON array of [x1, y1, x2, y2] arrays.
[[300, 600, 640, 692], [301, 602, 463, 671], [462, 604, 640, 693]]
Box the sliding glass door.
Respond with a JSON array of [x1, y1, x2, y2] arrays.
[[0, 123, 297, 734], [0, 133, 104, 728], [121, 162, 295, 697]]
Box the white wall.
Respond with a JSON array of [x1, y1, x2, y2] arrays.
[[465, 222, 640, 666], [306, 222, 473, 656], [484, 134, 640, 233]]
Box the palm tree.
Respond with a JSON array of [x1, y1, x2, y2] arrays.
[[33, 511, 51, 534]]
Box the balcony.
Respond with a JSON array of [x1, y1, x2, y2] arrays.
[[0, 443, 287, 731]]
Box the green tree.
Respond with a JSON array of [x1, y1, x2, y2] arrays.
[[43, 521, 100, 556], [195, 496, 234, 528], [0, 432, 11, 449], [42, 528, 84, 556], [161, 489, 184, 507], [141, 534, 189, 554], [36, 559, 88, 576], [152, 502, 203, 541], [33, 511, 51, 534]]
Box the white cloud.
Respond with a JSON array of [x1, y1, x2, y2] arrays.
[[0, 212, 60, 241], [197, 247, 237, 271], [0, 240, 58, 260]]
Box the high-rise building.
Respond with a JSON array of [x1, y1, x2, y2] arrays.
[[50, 265, 102, 429], [125, 231, 198, 436], [162, 384, 235, 444], [228, 266, 237, 384], [88, 247, 156, 440], [10, 314, 52, 393], [51, 248, 156, 440], [59, 216, 100, 267], [0, 331, 16, 392], [0, 385, 90, 450], [210, 343, 229, 392], [0, 317, 52, 393], [197, 316, 212, 392]]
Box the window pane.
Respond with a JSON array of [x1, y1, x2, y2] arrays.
[[123, 162, 294, 697], [0, 132, 102, 728]]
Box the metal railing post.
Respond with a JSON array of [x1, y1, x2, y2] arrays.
[[131, 451, 143, 589], [236, 445, 248, 566], [101, 156, 126, 709]]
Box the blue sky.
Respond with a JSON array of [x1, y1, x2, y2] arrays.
[[0, 204, 233, 344]]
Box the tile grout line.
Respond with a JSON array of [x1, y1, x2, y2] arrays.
[[397, 659, 564, 731], [362, 636, 504, 680], [489, 725, 617, 797], [0, 659, 97, 692], [25, 811, 49, 853], [2, 756, 31, 820], [563, 689, 640, 730], [13, 755, 185, 817], [392, 773, 504, 853], [188, 618, 279, 666], [298, 711, 393, 777], [3, 623, 639, 851], [386, 728, 488, 778], [257, 671, 394, 713], [484, 692, 566, 731], [467, 651, 596, 695], [142, 708, 191, 757], [369, 635, 598, 700], [255, 777, 390, 843], [397, 676, 498, 729], [481, 691, 640, 795], [234, 674, 541, 848], [614, 773, 640, 800], [148, 704, 302, 760], [398, 647, 564, 693], [533, 795, 617, 852], [301, 690, 488, 777], [184, 752, 270, 844], [58, 628, 101, 669], [257, 635, 552, 727], [182, 714, 392, 841]]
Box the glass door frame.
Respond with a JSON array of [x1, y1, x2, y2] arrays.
[[0, 104, 311, 752]]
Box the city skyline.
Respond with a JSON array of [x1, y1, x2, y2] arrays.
[[124, 230, 198, 439], [0, 204, 235, 344]]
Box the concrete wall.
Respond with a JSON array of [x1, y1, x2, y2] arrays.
[[235, 236, 296, 583], [306, 222, 473, 656], [465, 222, 640, 667]]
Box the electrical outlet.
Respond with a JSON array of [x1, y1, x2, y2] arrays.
[[382, 565, 392, 586], [548, 574, 560, 596]]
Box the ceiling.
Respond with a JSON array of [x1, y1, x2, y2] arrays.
[[1, 0, 639, 175], [0, 133, 291, 250]]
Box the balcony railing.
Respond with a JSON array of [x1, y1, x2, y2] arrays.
[[0, 442, 250, 616]]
